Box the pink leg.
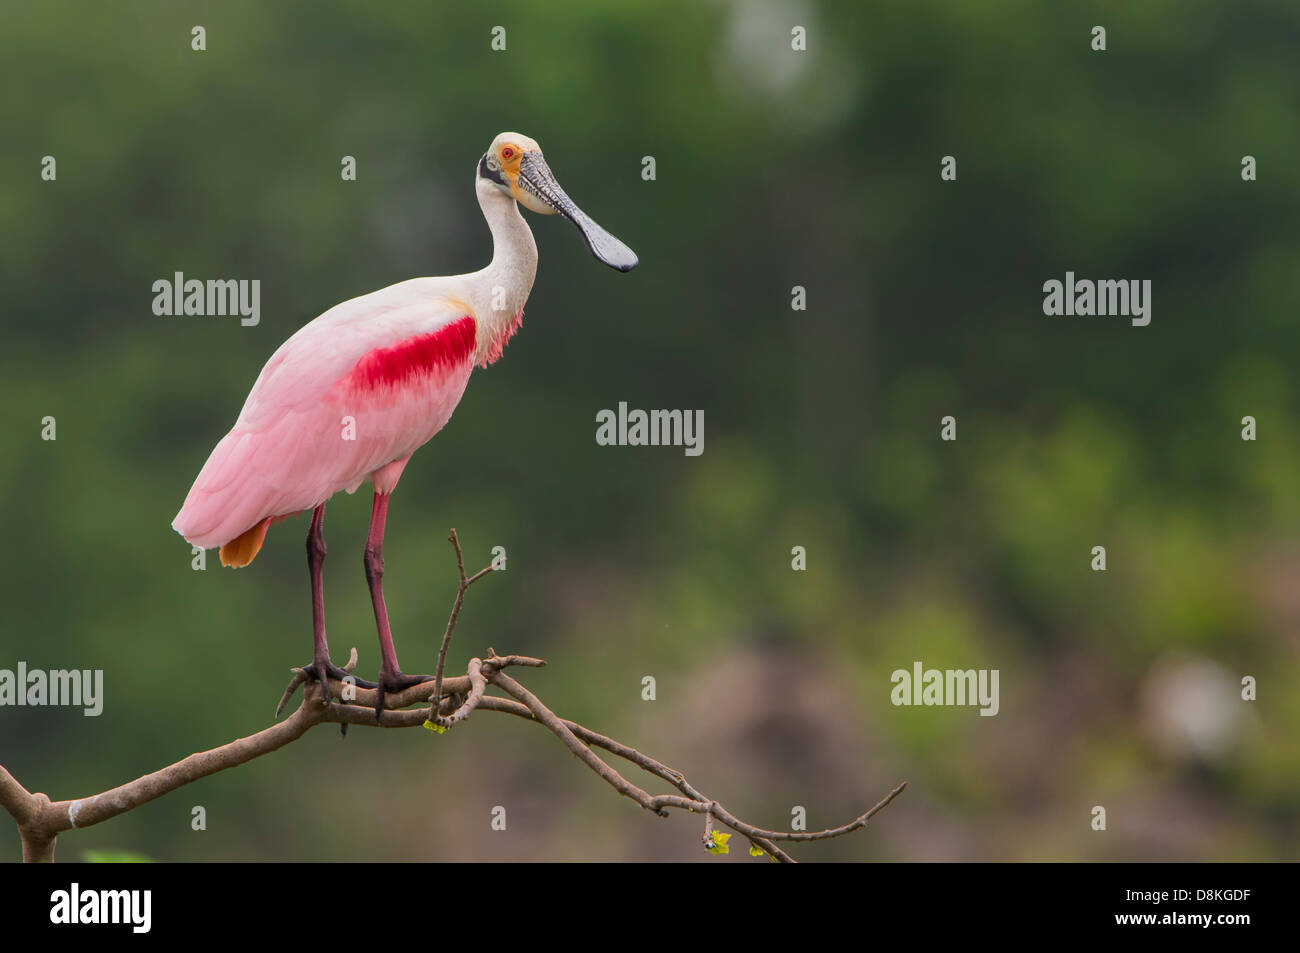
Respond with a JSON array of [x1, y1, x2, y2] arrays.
[[305, 503, 374, 697], [308, 504, 328, 663], [363, 491, 399, 676], [364, 490, 429, 717]]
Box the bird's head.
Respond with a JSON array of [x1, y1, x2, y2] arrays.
[[478, 131, 638, 272]]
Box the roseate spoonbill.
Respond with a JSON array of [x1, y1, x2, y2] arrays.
[[173, 132, 637, 716]]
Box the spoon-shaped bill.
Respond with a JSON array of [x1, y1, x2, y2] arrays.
[[518, 153, 639, 272]]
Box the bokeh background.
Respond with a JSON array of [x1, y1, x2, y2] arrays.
[[1, 0, 1297, 862]]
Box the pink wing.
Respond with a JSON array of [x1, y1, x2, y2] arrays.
[[173, 279, 477, 549]]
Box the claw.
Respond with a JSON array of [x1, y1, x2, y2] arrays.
[[373, 671, 434, 722], [276, 656, 377, 718]]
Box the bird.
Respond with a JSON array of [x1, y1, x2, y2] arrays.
[[173, 132, 638, 717]]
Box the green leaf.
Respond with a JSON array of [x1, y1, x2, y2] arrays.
[[423, 719, 448, 734]]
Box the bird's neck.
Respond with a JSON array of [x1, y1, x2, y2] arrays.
[[469, 178, 538, 366]]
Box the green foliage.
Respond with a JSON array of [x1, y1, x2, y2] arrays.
[[1, 0, 1296, 861], [83, 850, 155, 864]]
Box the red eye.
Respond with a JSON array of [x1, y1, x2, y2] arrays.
[[502, 147, 514, 160]]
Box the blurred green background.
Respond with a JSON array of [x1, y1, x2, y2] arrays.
[[1, 0, 1297, 862]]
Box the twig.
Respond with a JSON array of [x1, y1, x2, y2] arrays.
[[426, 528, 495, 727], [490, 669, 669, 814], [467, 686, 899, 861]]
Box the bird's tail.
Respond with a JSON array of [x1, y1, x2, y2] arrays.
[[218, 518, 272, 568]]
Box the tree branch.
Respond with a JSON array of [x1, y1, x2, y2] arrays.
[[0, 531, 905, 863]]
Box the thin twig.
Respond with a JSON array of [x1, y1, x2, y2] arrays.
[[488, 668, 671, 814], [427, 528, 494, 726]]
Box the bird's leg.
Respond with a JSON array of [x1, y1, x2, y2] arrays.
[[364, 491, 431, 719], [305, 502, 374, 700]]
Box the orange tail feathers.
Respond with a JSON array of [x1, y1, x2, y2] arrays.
[[219, 517, 272, 568]]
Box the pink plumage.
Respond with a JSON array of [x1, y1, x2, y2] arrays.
[[173, 281, 478, 561]]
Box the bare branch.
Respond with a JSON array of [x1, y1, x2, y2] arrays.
[[0, 764, 37, 828], [0, 532, 904, 863], [429, 656, 486, 730], [489, 669, 670, 815]]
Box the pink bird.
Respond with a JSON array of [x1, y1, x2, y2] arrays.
[[173, 132, 637, 715]]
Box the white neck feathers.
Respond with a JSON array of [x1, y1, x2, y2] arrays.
[[468, 176, 537, 366]]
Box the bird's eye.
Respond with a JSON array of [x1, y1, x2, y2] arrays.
[[502, 147, 514, 160]]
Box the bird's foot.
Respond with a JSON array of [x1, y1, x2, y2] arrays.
[[373, 670, 434, 722], [276, 648, 377, 717], [310, 657, 379, 697]]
